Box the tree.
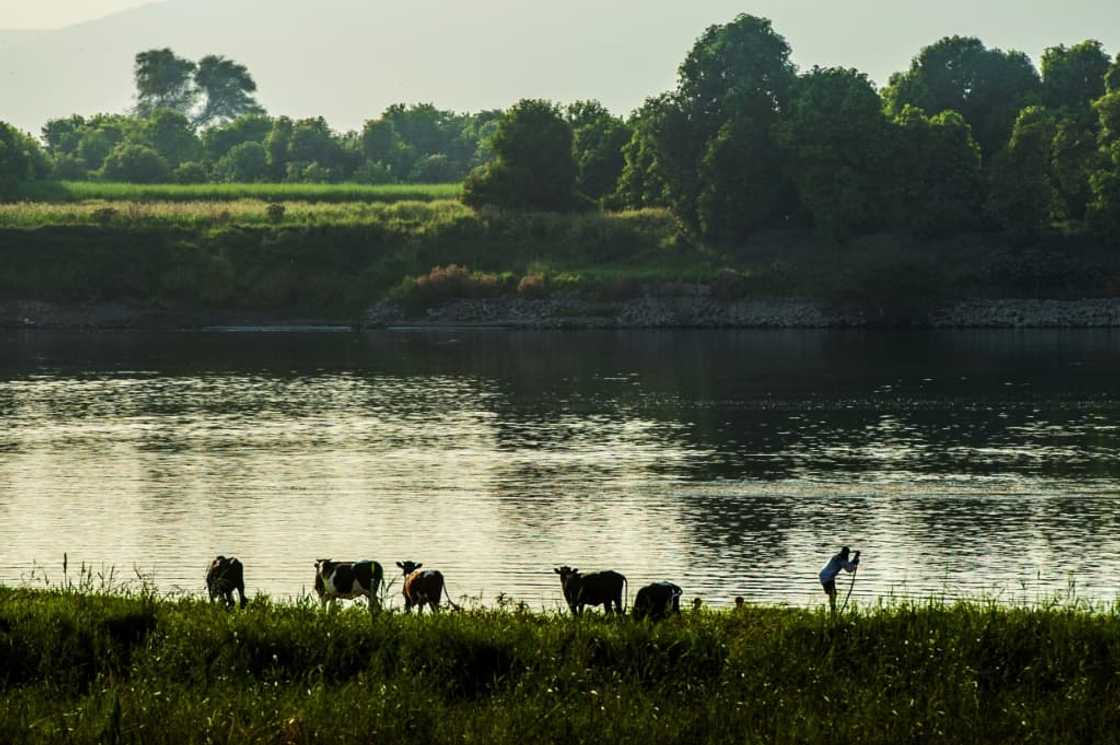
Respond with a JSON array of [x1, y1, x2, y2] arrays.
[[215, 141, 269, 182], [202, 113, 273, 162], [134, 49, 197, 117], [264, 117, 294, 180], [360, 118, 413, 178], [775, 67, 888, 240], [1041, 41, 1111, 112], [566, 101, 632, 201], [142, 109, 201, 166], [1049, 110, 1105, 221], [41, 115, 86, 157], [194, 55, 264, 127], [887, 107, 983, 236], [884, 36, 1041, 158], [286, 117, 344, 177], [1107, 54, 1120, 93], [650, 14, 797, 239], [99, 143, 171, 183], [0, 121, 49, 197], [462, 99, 577, 211], [986, 106, 1057, 235]]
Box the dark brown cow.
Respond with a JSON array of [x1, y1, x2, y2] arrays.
[[554, 566, 627, 616], [396, 561, 459, 613], [314, 559, 384, 613], [206, 556, 247, 609], [632, 581, 682, 621]]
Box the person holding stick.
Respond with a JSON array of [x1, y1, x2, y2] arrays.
[[819, 545, 860, 614]]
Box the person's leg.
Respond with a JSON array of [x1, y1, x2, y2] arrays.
[[825, 580, 837, 613]]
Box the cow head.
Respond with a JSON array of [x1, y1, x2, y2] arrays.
[[553, 566, 582, 606], [397, 560, 422, 576], [313, 559, 333, 597]]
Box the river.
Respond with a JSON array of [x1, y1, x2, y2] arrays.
[[1, 329, 1118, 609]]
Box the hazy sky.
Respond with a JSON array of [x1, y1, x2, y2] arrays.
[[1, 0, 1119, 134], [0, 0, 151, 29]]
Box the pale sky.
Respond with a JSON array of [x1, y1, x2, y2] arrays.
[[0, 0, 151, 29], [1, 0, 1119, 134]]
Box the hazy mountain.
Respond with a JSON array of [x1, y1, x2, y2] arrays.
[[2, 0, 1119, 137]]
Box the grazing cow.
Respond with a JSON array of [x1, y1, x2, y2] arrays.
[[314, 559, 384, 613], [396, 561, 458, 613], [206, 556, 247, 609], [553, 566, 627, 616], [632, 581, 683, 621]]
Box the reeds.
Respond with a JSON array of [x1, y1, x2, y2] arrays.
[[1, 584, 1118, 744]]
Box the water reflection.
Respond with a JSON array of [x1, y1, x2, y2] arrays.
[[1, 329, 1119, 607]]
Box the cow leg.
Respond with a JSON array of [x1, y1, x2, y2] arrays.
[[236, 580, 247, 609]]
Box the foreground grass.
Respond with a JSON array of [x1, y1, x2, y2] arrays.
[[13, 180, 462, 204], [2, 587, 1119, 744]]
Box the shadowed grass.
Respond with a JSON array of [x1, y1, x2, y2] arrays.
[[1, 586, 1119, 744]]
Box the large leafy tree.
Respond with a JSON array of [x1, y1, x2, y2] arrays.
[[134, 49, 198, 117], [612, 108, 669, 210], [650, 14, 797, 240], [462, 99, 577, 211], [194, 55, 264, 127], [1041, 41, 1111, 112], [986, 106, 1058, 235], [775, 67, 888, 240], [887, 107, 983, 236], [883, 36, 1040, 158], [566, 100, 632, 201]]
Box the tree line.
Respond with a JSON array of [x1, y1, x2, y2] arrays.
[[2, 17, 1120, 243]]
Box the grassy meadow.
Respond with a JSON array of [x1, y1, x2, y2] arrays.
[[13, 180, 462, 204], [1, 585, 1119, 744]]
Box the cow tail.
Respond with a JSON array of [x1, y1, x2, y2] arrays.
[[442, 583, 462, 612]]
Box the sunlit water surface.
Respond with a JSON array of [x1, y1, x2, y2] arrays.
[[1, 329, 1118, 609]]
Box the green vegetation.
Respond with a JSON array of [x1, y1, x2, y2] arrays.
[[2, 586, 1119, 744], [12, 180, 461, 203]]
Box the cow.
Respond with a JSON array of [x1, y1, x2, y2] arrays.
[[396, 561, 459, 613], [206, 556, 247, 609], [553, 566, 627, 616], [632, 581, 683, 621], [314, 559, 384, 614]]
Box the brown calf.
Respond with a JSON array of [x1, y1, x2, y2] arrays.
[[396, 560, 459, 613]]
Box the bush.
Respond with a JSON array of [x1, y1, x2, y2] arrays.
[[0, 121, 50, 197], [462, 99, 577, 211], [173, 161, 209, 184], [215, 142, 269, 182], [99, 143, 171, 183], [517, 273, 548, 297]]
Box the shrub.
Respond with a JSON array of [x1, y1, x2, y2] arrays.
[[99, 143, 171, 183], [173, 161, 209, 184], [266, 203, 286, 223], [517, 273, 548, 297]]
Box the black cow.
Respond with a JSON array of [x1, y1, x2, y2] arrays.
[[632, 581, 682, 621], [554, 566, 627, 616], [206, 556, 247, 609], [396, 560, 459, 613], [314, 559, 384, 613]]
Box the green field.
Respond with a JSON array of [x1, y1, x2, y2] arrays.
[[13, 180, 462, 204], [1, 586, 1118, 744]]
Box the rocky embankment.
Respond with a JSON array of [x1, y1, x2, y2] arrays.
[[367, 293, 1120, 329], [5, 294, 1120, 330]]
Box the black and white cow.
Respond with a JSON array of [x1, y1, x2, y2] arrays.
[[554, 566, 627, 616], [632, 581, 683, 621], [314, 559, 384, 613], [206, 556, 247, 609]]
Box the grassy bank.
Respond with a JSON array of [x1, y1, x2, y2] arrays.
[[1, 587, 1118, 744], [0, 203, 700, 317], [13, 180, 462, 204], [0, 198, 1117, 322]]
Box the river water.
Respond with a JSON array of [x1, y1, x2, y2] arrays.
[[1, 329, 1118, 609]]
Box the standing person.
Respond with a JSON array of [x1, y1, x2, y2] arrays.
[[819, 546, 860, 614]]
